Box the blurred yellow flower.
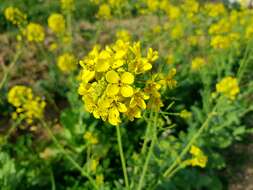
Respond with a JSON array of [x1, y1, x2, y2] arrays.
[[4, 6, 27, 26], [57, 53, 77, 73], [61, 0, 75, 11], [186, 145, 208, 168], [24, 22, 45, 42], [216, 76, 240, 100], [8, 85, 46, 125], [191, 57, 205, 71], [48, 13, 65, 34], [116, 29, 131, 42], [97, 4, 112, 19]]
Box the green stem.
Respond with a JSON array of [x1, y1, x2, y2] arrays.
[[137, 112, 158, 190], [49, 168, 56, 190], [66, 11, 73, 51], [116, 125, 130, 189], [237, 39, 252, 82], [140, 117, 152, 155], [42, 121, 98, 190], [0, 48, 22, 90], [163, 110, 215, 178]]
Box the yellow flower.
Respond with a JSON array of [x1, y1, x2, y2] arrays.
[[61, 0, 75, 11], [48, 13, 65, 34], [191, 57, 205, 71], [78, 40, 158, 126], [166, 5, 180, 20], [216, 76, 240, 100], [210, 35, 230, 49], [147, 0, 160, 12], [204, 3, 226, 17], [116, 29, 131, 42], [187, 145, 208, 168], [245, 25, 253, 39], [24, 22, 45, 42], [106, 70, 134, 97], [8, 85, 46, 126], [57, 53, 77, 73], [167, 53, 174, 65], [4, 6, 27, 26], [170, 24, 184, 40], [97, 4, 112, 19]]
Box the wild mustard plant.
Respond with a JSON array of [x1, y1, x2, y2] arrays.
[[78, 40, 160, 126]]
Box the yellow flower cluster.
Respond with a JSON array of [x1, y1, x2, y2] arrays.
[[191, 57, 205, 71], [4, 6, 27, 26], [60, 0, 75, 11], [204, 3, 226, 18], [97, 4, 112, 19], [216, 76, 240, 100], [8, 85, 46, 125], [24, 22, 45, 43], [57, 53, 77, 73], [48, 13, 66, 34], [186, 145, 208, 168], [78, 40, 159, 125], [211, 34, 240, 49]]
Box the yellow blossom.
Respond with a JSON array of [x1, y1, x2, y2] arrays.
[[216, 76, 240, 100], [48, 13, 65, 34], [191, 57, 205, 71], [185, 145, 208, 168], [97, 4, 112, 19], [24, 22, 45, 42], [4, 6, 27, 26], [57, 53, 77, 73], [78, 40, 159, 125], [61, 0, 75, 11], [116, 29, 131, 42], [8, 85, 46, 126]]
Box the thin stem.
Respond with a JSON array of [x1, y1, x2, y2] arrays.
[[116, 125, 130, 189], [49, 168, 56, 190], [237, 39, 252, 82], [140, 117, 152, 155], [66, 11, 73, 51], [0, 48, 22, 90], [42, 121, 98, 190], [137, 112, 158, 190], [163, 110, 215, 178]]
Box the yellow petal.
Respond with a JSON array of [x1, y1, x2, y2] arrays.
[[82, 70, 95, 83], [95, 61, 110, 72], [117, 102, 127, 113], [121, 72, 134, 84], [108, 107, 120, 126], [143, 62, 152, 71], [106, 70, 120, 83], [106, 84, 119, 96], [121, 85, 133, 97]]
